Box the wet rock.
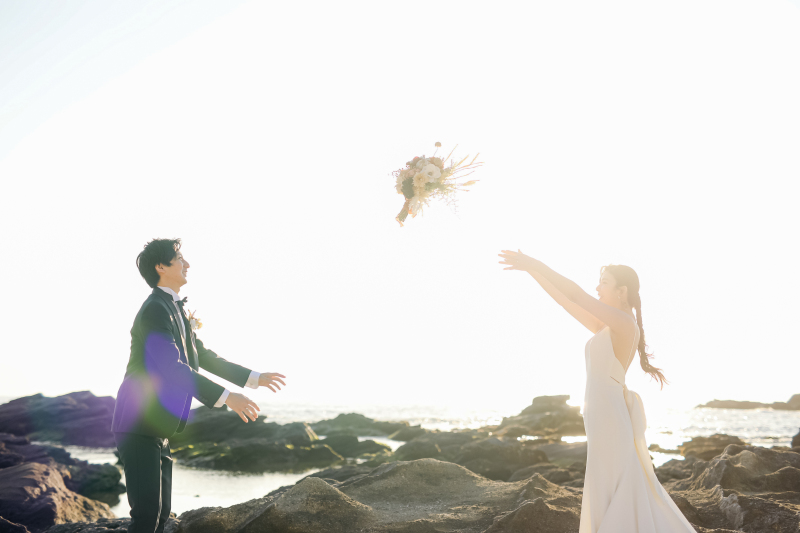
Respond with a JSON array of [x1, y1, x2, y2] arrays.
[[0, 393, 115, 448], [679, 434, 747, 460], [310, 413, 409, 437], [666, 445, 800, 532], [43, 518, 180, 533], [0, 462, 113, 533], [496, 395, 585, 438]]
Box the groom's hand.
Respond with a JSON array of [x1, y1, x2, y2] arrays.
[[225, 392, 261, 423], [258, 372, 287, 393]]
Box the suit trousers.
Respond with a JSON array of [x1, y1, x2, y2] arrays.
[[114, 432, 173, 533]]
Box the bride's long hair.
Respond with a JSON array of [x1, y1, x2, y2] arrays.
[[601, 265, 668, 389]]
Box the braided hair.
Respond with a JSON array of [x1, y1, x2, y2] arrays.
[[601, 265, 668, 389]]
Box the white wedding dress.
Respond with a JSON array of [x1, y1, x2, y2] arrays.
[[580, 326, 696, 533]]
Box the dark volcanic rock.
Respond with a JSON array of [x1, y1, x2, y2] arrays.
[[496, 395, 585, 438], [310, 413, 410, 437], [175, 459, 582, 533], [43, 518, 180, 533], [0, 462, 114, 533], [679, 434, 748, 460], [665, 444, 800, 532], [0, 393, 115, 448]]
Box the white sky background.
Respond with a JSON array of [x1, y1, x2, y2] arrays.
[[1, 0, 798, 417]]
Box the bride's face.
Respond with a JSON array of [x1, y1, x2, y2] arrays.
[[596, 272, 625, 308]]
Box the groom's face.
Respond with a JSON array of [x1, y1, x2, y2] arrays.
[[158, 252, 190, 288]]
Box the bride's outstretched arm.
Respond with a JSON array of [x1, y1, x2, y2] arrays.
[[499, 249, 636, 335], [526, 269, 604, 333]]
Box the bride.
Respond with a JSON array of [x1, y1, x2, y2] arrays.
[[498, 250, 695, 533]]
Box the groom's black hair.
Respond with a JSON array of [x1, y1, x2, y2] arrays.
[[137, 238, 182, 288]]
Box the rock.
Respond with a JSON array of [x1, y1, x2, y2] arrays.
[[0, 441, 25, 469], [649, 443, 680, 454], [655, 456, 705, 484], [0, 462, 114, 533], [665, 445, 800, 531], [0, 516, 30, 533], [697, 394, 800, 411], [0, 433, 125, 507], [0, 393, 115, 448], [526, 441, 587, 468], [306, 464, 374, 483], [508, 463, 575, 484], [172, 438, 343, 472], [483, 496, 581, 533], [387, 425, 428, 441], [455, 437, 549, 481], [679, 434, 747, 460], [169, 407, 319, 448], [792, 429, 800, 448], [395, 439, 441, 461], [496, 395, 585, 438], [310, 413, 410, 437], [177, 459, 582, 533], [319, 435, 391, 458], [43, 518, 180, 533], [168, 408, 351, 472]]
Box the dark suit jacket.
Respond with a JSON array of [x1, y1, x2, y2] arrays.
[[112, 287, 252, 438]]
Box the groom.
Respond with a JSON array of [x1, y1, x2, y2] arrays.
[[111, 238, 286, 533]]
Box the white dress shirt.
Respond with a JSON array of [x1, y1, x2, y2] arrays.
[[157, 287, 259, 408]]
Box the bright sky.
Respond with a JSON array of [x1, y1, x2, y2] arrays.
[[1, 0, 798, 416]]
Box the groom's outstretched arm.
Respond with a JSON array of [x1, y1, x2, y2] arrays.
[[194, 339, 252, 389], [141, 303, 226, 408]]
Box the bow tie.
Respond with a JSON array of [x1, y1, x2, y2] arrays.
[[175, 297, 187, 308]]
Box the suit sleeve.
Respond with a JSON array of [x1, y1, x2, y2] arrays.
[[194, 337, 252, 389], [141, 302, 225, 408]]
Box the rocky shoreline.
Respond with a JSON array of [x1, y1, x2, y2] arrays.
[[1, 391, 799, 532], [696, 394, 800, 411]]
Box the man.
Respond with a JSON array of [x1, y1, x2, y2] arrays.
[[112, 238, 286, 533]]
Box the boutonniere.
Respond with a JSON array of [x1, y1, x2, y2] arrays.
[[187, 309, 203, 331]]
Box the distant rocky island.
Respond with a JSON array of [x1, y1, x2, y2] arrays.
[[2, 391, 800, 532], [697, 394, 800, 410]]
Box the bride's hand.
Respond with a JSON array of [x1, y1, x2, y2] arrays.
[[498, 249, 538, 272]]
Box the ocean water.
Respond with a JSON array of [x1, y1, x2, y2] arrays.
[[3, 396, 799, 517]]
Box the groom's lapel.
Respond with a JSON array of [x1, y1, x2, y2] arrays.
[[151, 288, 189, 358]]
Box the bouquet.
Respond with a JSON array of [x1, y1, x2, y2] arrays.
[[393, 143, 482, 226]]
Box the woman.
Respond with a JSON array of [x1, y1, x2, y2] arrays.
[[498, 250, 695, 533]]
